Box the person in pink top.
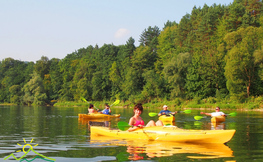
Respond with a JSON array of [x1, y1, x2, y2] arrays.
[[88, 104, 96, 114], [128, 103, 163, 132]]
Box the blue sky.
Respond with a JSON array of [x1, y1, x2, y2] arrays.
[[1, 0, 233, 62]]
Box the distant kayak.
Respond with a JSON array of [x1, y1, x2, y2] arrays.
[[211, 116, 225, 123], [159, 115, 175, 122], [158, 115, 175, 125], [78, 113, 120, 119], [90, 126, 236, 144]]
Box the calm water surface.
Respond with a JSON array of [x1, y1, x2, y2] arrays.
[[0, 105, 262, 162]]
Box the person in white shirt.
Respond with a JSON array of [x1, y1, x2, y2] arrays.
[[200, 107, 226, 117]]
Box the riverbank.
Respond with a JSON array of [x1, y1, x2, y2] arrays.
[[52, 97, 263, 111], [1, 97, 262, 111]]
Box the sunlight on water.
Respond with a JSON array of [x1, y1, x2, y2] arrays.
[[0, 106, 262, 161]]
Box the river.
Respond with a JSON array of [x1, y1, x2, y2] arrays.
[[0, 105, 262, 161]]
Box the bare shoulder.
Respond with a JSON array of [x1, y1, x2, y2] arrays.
[[129, 116, 135, 125]]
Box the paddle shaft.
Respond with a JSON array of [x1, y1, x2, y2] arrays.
[[81, 97, 99, 110]]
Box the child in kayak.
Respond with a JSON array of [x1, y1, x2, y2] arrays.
[[128, 103, 163, 132], [200, 106, 226, 117], [101, 103, 111, 115], [158, 105, 177, 116]]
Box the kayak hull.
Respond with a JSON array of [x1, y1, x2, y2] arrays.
[[90, 126, 235, 144], [159, 115, 175, 122], [78, 113, 120, 119], [211, 116, 225, 123], [159, 115, 175, 125]]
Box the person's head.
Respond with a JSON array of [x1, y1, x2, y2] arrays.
[[163, 105, 168, 110], [215, 106, 220, 112], [105, 103, 110, 109], [89, 104, 94, 109], [133, 103, 143, 115]]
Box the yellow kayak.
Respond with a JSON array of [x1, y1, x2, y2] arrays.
[[90, 126, 236, 144], [159, 115, 175, 122], [211, 116, 225, 123], [78, 113, 120, 119], [158, 115, 175, 126]]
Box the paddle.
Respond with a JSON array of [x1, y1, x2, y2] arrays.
[[194, 116, 207, 120], [148, 109, 191, 117], [226, 112, 237, 117], [81, 97, 99, 110], [81, 97, 120, 109], [110, 99, 120, 107], [117, 121, 131, 131], [178, 109, 192, 114], [194, 112, 237, 120]]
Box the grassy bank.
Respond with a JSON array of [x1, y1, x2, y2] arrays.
[[53, 96, 263, 111]]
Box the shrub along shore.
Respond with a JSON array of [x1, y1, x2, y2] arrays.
[[52, 96, 263, 111]]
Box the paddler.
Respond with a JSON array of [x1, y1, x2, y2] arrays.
[[200, 106, 226, 117], [158, 105, 177, 116], [101, 103, 111, 115], [128, 103, 163, 132], [88, 104, 96, 114]]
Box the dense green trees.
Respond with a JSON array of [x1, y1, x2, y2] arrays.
[[1, 0, 263, 105]]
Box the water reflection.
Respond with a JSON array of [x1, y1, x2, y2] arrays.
[[193, 120, 226, 130], [90, 135, 234, 161], [211, 122, 225, 130], [78, 117, 120, 130], [2, 106, 263, 161]]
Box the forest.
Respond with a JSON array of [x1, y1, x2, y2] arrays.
[[1, 0, 263, 107]]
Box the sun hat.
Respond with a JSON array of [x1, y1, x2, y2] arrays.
[[163, 105, 168, 108]]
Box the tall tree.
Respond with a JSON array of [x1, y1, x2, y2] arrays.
[[141, 70, 165, 101], [49, 58, 62, 100], [164, 53, 192, 98], [22, 71, 47, 105], [34, 56, 51, 79], [156, 24, 178, 74], [224, 26, 263, 99]]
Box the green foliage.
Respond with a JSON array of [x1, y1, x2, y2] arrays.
[[163, 52, 191, 98], [204, 97, 217, 104], [224, 26, 263, 98], [141, 70, 165, 101], [173, 98, 182, 106], [2, 1, 263, 107], [22, 71, 47, 106]]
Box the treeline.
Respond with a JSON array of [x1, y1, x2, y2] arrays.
[[1, 0, 263, 106]]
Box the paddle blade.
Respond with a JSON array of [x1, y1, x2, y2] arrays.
[[148, 112, 158, 117], [81, 97, 88, 103], [111, 99, 120, 106], [177, 109, 191, 114], [228, 112, 237, 117], [183, 109, 192, 114], [194, 116, 204, 120], [117, 121, 131, 131]]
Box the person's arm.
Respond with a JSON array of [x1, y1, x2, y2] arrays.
[[171, 111, 177, 115], [221, 112, 226, 117], [158, 110, 163, 116], [109, 108, 112, 113], [200, 112, 212, 116], [159, 110, 167, 116], [128, 126, 141, 132]]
